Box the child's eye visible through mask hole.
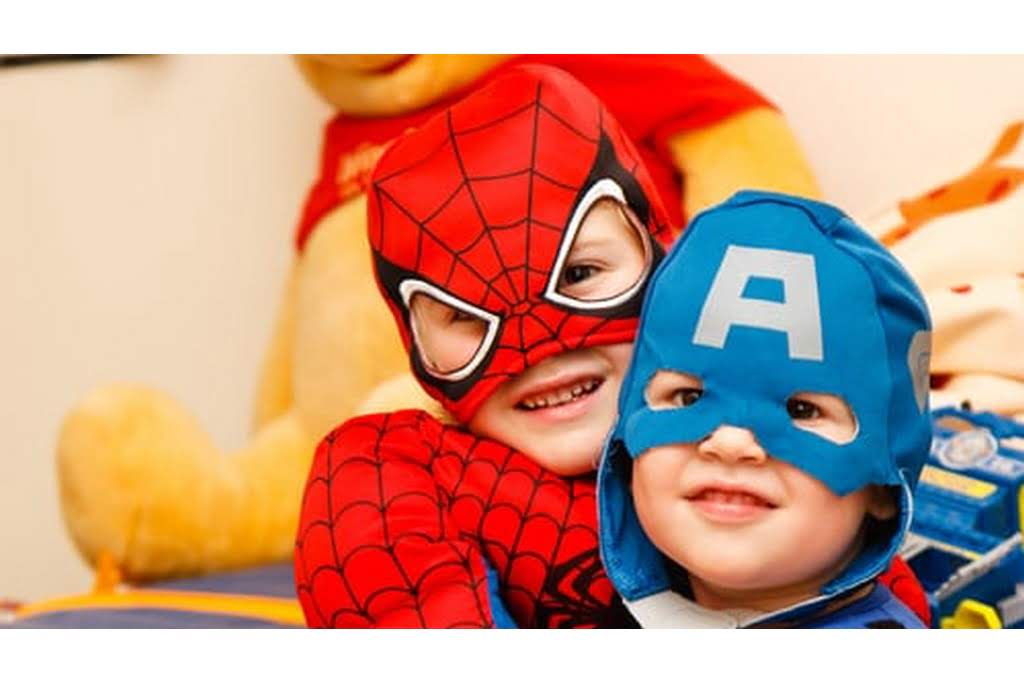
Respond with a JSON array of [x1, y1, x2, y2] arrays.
[[645, 370, 704, 410], [408, 292, 488, 375], [787, 392, 858, 445], [556, 198, 649, 301], [786, 398, 820, 420]]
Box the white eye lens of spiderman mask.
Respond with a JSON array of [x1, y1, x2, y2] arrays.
[[544, 178, 653, 309], [401, 279, 500, 381]]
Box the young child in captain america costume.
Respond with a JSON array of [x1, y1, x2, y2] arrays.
[[598, 191, 933, 627], [294, 67, 929, 628]]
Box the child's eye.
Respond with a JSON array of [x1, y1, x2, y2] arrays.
[[448, 309, 477, 324], [786, 398, 821, 421], [560, 263, 599, 286], [644, 370, 703, 411], [786, 392, 857, 444], [673, 388, 703, 407]]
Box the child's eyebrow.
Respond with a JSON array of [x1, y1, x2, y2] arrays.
[[571, 235, 625, 250]]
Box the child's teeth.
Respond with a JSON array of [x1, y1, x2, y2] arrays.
[[520, 378, 601, 410], [700, 490, 768, 506]]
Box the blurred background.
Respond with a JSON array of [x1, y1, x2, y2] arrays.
[[2, 54, 1023, 601]]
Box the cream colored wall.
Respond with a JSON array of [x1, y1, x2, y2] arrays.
[[1, 55, 330, 600], [2, 54, 1022, 603]]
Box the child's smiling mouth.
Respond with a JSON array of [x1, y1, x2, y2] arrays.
[[685, 484, 778, 524], [516, 376, 604, 411], [493, 348, 624, 429], [510, 371, 608, 424]]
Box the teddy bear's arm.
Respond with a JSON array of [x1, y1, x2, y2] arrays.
[[294, 410, 503, 628], [58, 387, 319, 580], [252, 262, 299, 431], [668, 106, 822, 218], [290, 196, 417, 438]]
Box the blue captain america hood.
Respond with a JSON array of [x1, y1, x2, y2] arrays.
[[597, 191, 933, 621]]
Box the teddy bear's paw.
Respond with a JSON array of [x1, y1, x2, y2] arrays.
[[57, 384, 321, 581], [56, 383, 225, 579]]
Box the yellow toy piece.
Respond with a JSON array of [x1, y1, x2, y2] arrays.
[[941, 599, 1003, 629], [15, 584, 304, 627], [56, 55, 820, 582], [15, 552, 303, 626]]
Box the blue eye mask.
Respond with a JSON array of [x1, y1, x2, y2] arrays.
[[598, 191, 933, 604]]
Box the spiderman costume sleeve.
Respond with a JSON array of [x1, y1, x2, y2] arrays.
[[294, 410, 498, 628], [294, 409, 620, 628]]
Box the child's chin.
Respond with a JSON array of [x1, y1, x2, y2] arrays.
[[525, 440, 599, 476], [684, 554, 777, 591]]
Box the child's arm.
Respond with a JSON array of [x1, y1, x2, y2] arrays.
[[293, 410, 508, 627], [293, 408, 622, 628]]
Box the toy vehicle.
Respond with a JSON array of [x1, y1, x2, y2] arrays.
[[901, 406, 1024, 628]]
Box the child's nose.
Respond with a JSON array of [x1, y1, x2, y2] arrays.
[[697, 425, 767, 465]]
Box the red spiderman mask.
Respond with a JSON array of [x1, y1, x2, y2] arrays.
[[368, 65, 674, 422]]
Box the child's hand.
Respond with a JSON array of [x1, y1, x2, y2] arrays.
[[294, 410, 498, 627]]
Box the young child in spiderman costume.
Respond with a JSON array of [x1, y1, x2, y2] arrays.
[[294, 66, 930, 627], [598, 192, 932, 627]]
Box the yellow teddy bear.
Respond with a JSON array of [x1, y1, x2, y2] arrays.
[[57, 54, 819, 582]]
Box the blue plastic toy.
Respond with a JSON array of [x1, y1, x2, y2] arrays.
[[903, 406, 1024, 628]]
